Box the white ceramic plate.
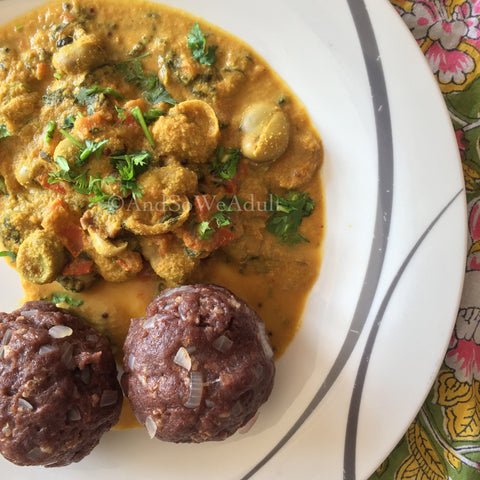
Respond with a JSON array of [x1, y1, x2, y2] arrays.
[[0, 0, 467, 478]]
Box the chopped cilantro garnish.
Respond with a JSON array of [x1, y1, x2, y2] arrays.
[[59, 129, 83, 149], [0, 250, 16, 263], [76, 139, 108, 166], [116, 55, 176, 105], [110, 150, 153, 200], [76, 85, 125, 106], [115, 106, 127, 123], [0, 125, 12, 139], [197, 212, 233, 240], [62, 114, 76, 129], [43, 292, 83, 307], [131, 106, 155, 147], [144, 108, 165, 124], [80, 174, 119, 213], [209, 147, 241, 184], [45, 120, 56, 144], [143, 82, 176, 105], [58, 129, 107, 167], [48, 156, 76, 184], [84, 85, 126, 99], [187, 22, 217, 66], [49, 162, 119, 212], [265, 191, 315, 245]]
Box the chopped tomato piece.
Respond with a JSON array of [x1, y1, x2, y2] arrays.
[[36, 62, 50, 81], [193, 194, 216, 222], [75, 112, 110, 138], [36, 173, 67, 194], [183, 227, 239, 254], [62, 257, 94, 276]]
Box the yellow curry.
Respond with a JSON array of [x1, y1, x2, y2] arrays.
[[0, 0, 324, 427]]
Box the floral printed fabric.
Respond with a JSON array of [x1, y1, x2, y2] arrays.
[[370, 1, 480, 479]]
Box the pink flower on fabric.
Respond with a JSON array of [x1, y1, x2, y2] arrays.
[[446, 311, 480, 383], [447, 197, 480, 382], [399, 1, 480, 86], [403, 3, 436, 39], [467, 199, 480, 271], [429, 3, 480, 48]]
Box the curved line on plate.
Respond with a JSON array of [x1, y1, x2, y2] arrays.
[[240, 1, 393, 478], [342, 188, 464, 480]]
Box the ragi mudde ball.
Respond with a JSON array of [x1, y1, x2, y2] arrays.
[[0, 300, 122, 467], [122, 284, 275, 443]]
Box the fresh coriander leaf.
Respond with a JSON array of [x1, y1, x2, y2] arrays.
[[55, 155, 70, 172], [143, 79, 176, 105], [76, 85, 124, 107], [116, 56, 176, 105], [144, 108, 165, 124], [115, 55, 149, 86], [71, 170, 91, 194], [0, 125, 12, 139], [43, 292, 83, 307], [62, 114, 76, 129], [71, 172, 119, 212], [197, 220, 215, 240], [45, 120, 56, 144], [48, 155, 74, 184], [120, 179, 144, 200], [110, 150, 153, 200], [197, 211, 233, 240], [85, 85, 126, 99], [115, 106, 127, 123], [210, 211, 233, 228], [0, 250, 16, 263], [131, 106, 155, 147], [86, 174, 119, 212], [76, 139, 108, 166], [59, 129, 84, 149], [265, 191, 315, 245], [58, 129, 107, 167], [187, 22, 217, 66], [210, 147, 241, 184]]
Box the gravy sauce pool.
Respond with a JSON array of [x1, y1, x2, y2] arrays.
[[0, 0, 324, 429]]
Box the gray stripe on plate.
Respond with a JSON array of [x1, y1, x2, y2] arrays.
[[343, 188, 464, 480], [240, 0, 394, 477]]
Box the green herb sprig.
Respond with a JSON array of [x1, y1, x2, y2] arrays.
[[266, 191, 315, 245], [187, 22, 217, 66], [110, 150, 153, 200], [45, 121, 56, 144], [131, 106, 155, 147], [0, 250, 16, 263], [197, 212, 233, 240], [0, 125, 12, 139], [116, 55, 176, 105], [42, 292, 83, 307], [209, 147, 241, 185]]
